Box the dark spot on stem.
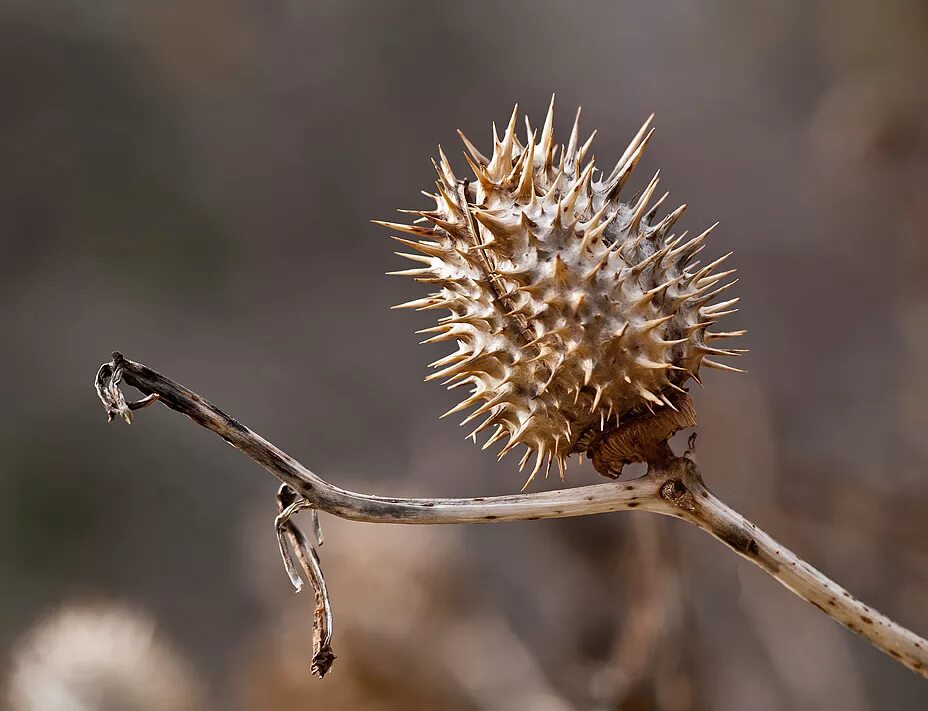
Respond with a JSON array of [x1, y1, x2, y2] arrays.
[[717, 525, 761, 559]]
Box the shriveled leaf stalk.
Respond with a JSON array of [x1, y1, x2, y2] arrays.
[[95, 354, 928, 678]]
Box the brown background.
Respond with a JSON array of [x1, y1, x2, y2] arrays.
[[2, 1, 927, 709]]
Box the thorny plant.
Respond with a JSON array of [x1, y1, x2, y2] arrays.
[[94, 101, 927, 680]]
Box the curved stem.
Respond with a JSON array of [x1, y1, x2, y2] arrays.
[[95, 353, 662, 522], [94, 353, 928, 679]]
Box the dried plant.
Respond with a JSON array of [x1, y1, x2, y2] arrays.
[[93, 99, 927, 681]]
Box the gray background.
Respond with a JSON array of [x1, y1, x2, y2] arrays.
[[2, 1, 927, 709]]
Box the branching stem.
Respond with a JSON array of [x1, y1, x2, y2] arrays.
[[94, 352, 928, 679]]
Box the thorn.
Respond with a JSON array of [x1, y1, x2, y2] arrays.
[[420, 330, 460, 345], [394, 251, 433, 265], [607, 113, 654, 183], [638, 386, 664, 407], [605, 126, 655, 197], [372, 220, 436, 239], [428, 351, 469, 368], [520, 447, 546, 490], [491, 103, 520, 177], [670, 223, 716, 261], [590, 384, 604, 412], [482, 425, 506, 450], [564, 160, 595, 215], [552, 253, 569, 283], [696, 268, 737, 288], [518, 446, 532, 472], [702, 297, 740, 315], [627, 243, 670, 276], [469, 237, 497, 251], [437, 145, 457, 186], [706, 329, 747, 341], [660, 393, 679, 411], [389, 236, 445, 258], [582, 359, 593, 385], [391, 297, 439, 310], [466, 413, 497, 440], [566, 106, 582, 167], [703, 359, 747, 373], [705, 307, 739, 318], [540, 94, 557, 171], [690, 249, 732, 281], [439, 391, 485, 419], [698, 344, 745, 357], [468, 392, 509, 418], [552, 196, 564, 229], [639, 314, 674, 332], [692, 279, 740, 307], [462, 153, 497, 195], [386, 267, 432, 278], [515, 130, 537, 200], [652, 204, 687, 239], [636, 356, 672, 370], [415, 324, 450, 335], [457, 129, 489, 165], [580, 210, 615, 253], [644, 191, 669, 224], [473, 209, 515, 238], [628, 170, 660, 234], [577, 130, 597, 166]]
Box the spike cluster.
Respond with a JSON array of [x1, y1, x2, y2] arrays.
[[377, 98, 745, 487]]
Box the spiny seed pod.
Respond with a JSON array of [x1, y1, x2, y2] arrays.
[[377, 98, 745, 487]]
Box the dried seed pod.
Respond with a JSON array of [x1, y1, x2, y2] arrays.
[[378, 98, 744, 486]]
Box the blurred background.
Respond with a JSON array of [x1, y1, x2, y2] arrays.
[[2, 0, 927, 709]]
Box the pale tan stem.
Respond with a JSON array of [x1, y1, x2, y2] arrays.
[[652, 461, 928, 677]]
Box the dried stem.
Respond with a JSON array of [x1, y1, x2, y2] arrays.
[[94, 352, 928, 679]]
